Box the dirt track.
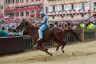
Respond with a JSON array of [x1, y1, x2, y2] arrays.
[[0, 40, 96, 64]]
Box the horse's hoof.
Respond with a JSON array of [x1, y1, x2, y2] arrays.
[[33, 45, 38, 49], [33, 46, 37, 49], [62, 50, 64, 53], [56, 48, 59, 51], [45, 48, 48, 51], [72, 53, 76, 56], [50, 53, 53, 56]]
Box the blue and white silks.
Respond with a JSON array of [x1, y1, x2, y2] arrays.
[[38, 16, 49, 40]]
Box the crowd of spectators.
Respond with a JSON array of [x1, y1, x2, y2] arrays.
[[0, 19, 96, 37], [0, 22, 23, 37], [50, 20, 96, 30]]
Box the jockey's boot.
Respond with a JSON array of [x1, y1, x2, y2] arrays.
[[37, 38, 43, 42], [34, 43, 38, 48], [34, 39, 43, 48]]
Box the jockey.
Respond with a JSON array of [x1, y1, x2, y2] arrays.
[[34, 10, 49, 48]]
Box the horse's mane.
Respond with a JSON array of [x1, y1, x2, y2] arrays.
[[16, 20, 39, 33], [25, 21, 39, 32], [30, 25, 39, 30]]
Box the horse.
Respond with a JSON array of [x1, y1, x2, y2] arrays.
[[16, 20, 67, 56]]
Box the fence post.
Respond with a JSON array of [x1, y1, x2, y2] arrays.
[[80, 29, 85, 41], [94, 29, 96, 38]]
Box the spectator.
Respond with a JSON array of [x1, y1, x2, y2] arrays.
[[65, 22, 81, 41], [79, 22, 86, 29], [87, 22, 95, 30], [72, 23, 77, 30], [0, 27, 9, 37], [54, 22, 58, 27], [94, 23, 96, 29]]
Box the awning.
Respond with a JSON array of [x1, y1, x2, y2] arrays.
[[30, 14, 34, 17], [30, 13, 39, 17], [5, 9, 14, 12], [5, 6, 42, 12], [16, 6, 40, 11]]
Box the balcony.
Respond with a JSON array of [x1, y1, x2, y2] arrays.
[[46, 0, 89, 5], [5, 0, 43, 8], [23, 0, 43, 6]]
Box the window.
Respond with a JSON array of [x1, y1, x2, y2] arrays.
[[10, 0, 14, 4], [26, 12, 29, 16], [0, 5, 3, 9], [20, 12, 24, 16], [94, 2, 96, 6], [16, 12, 19, 16], [71, 4, 74, 10], [7, 0, 11, 4], [26, 0, 28, 2], [46, 7, 48, 13], [5, 0, 7, 4], [81, 3, 85, 11], [12, 0, 14, 4], [52, 5, 55, 12], [16, 0, 19, 3], [36, 0, 40, 1], [20, 0, 24, 3], [31, 10, 34, 13], [48, 0, 56, 1], [31, 0, 33, 2], [94, 2, 96, 11], [62, 5, 64, 11]]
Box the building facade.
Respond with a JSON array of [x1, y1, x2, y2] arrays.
[[1, 0, 96, 23], [0, 0, 4, 19], [44, 0, 96, 23], [4, 0, 43, 22]]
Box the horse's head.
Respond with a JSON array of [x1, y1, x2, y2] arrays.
[[16, 19, 33, 30], [16, 20, 25, 31]]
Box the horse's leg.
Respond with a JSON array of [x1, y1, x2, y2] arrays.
[[42, 49, 53, 56], [54, 36, 67, 53], [41, 47, 53, 56], [56, 44, 61, 51], [60, 34, 67, 53], [61, 41, 67, 53], [37, 47, 52, 56], [54, 40, 62, 51], [37, 42, 53, 56]]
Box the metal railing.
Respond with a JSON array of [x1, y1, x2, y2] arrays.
[[23, 29, 96, 51], [0, 29, 96, 54]]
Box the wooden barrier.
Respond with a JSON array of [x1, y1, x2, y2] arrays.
[[0, 36, 25, 54], [23, 35, 54, 50], [80, 30, 96, 41], [0, 29, 96, 54], [84, 30, 95, 39], [22, 29, 96, 51]]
